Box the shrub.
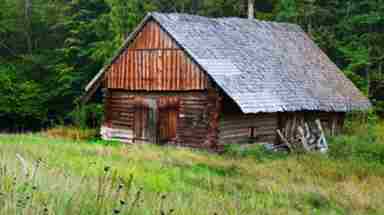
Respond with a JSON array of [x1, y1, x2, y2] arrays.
[[343, 110, 378, 137], [374, 122, 384, 144], [329, 119, 384, 164], [69, 103, 104, 129]]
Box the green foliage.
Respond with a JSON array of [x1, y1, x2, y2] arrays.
[[330, 118, 384, 165], [276, 0, 298, 22], [0, 0, 383, 130], [69, 103, 104, 128], [0, 64, 48, 128], [343, 110, 379, 138], [329, 135, 384, 164]]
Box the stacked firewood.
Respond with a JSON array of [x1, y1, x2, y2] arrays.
[[274, 118, 328, 153]]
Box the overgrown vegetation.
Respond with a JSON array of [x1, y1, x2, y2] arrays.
[[43, 126, 98, 141], [0, 120, 383, 214], [0, 0, 383, 130]]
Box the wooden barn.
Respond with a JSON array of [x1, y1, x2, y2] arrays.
[[84, 12, 371, 150]]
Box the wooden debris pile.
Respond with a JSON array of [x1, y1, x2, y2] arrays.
[[274, 118, 328, 153]]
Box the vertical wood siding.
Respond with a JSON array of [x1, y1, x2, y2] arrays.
[[105, 20, 208, 91], [130, 21, 179, 49]]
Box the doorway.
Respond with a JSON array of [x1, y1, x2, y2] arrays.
[[133, 97, 179, 144], [157, 97, 179, 144]]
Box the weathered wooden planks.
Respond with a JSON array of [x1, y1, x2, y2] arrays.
[[218, 113, 278, 145], [130, 21, 179, 49], [106, 49, 207, 91], [158, 96, 179, 142], [102, 91, 221, 149], [104, 20, 208, 91]]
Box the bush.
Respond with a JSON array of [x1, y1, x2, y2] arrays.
[[69, 103, 104, 129], [329, 117, 384, 164], [0, 64, 49, 130], [343, 110, 378, 136], [374, 122, 384, 144]]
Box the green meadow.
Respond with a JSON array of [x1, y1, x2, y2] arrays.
[[0, 123, 384, 214]]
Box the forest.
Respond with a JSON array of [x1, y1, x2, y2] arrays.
[[0, 0, 383, 131]]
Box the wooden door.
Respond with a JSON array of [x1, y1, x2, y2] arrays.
[[157, 97, 179, 144], [134, 98, 157, 143]]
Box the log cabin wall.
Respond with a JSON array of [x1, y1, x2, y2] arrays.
[[101, 90, 144, 142], [101, 90, 221, 149], [176, 90, 221, 150], [218, 114, 278, 145], [217, 96, 278, 145], [217, 110, 344, 146]]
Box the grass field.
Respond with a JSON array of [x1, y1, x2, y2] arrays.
[[0, 123, 384, 214]]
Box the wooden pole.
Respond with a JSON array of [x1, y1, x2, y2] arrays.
[[277, 129, 293, 152]]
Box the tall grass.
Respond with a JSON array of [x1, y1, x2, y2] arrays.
[[42, 126, 97, 141], [0, 120, 383, 214]]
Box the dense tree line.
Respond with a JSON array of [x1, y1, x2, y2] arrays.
[[0, 0, 383, 130]]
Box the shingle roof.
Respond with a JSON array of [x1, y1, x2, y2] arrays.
[[152, 13, 371, 113], [85, 12, 371, 113]]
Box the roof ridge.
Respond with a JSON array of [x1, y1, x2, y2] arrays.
[[151, 12, 303, 32]]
